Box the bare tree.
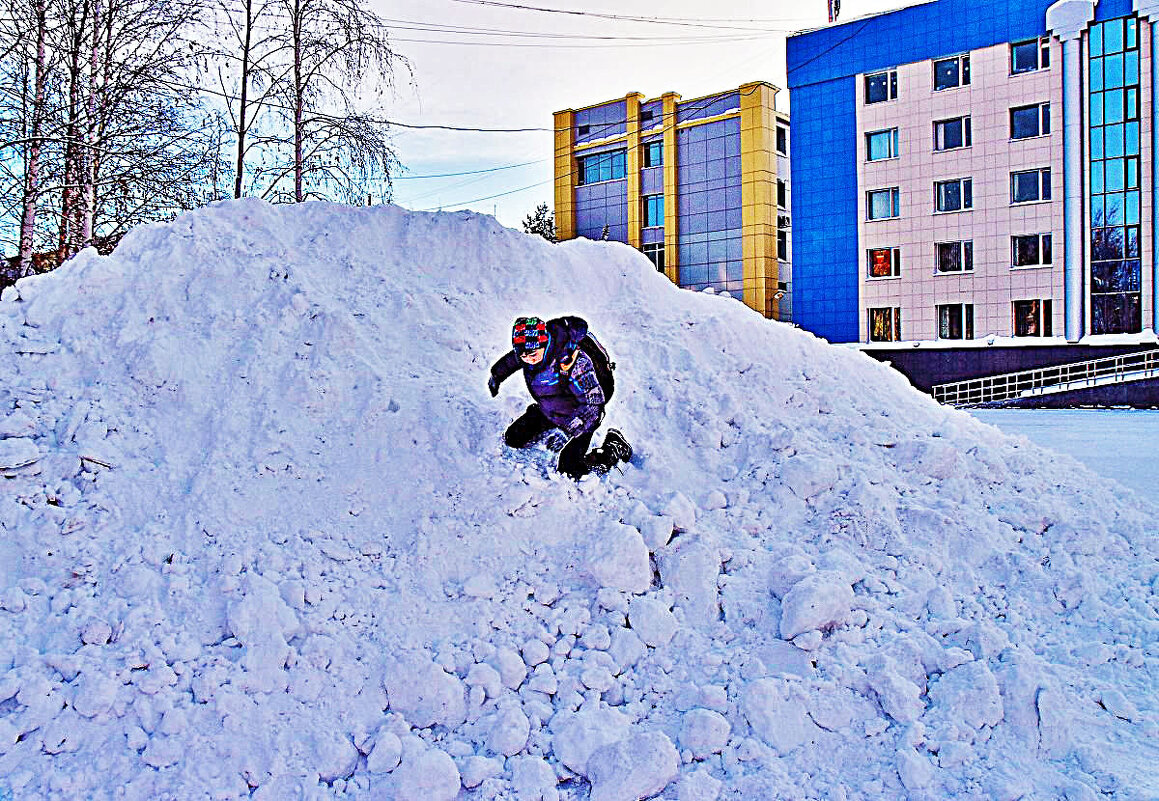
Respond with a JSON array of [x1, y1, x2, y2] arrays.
[[259, 0, 405, 204]]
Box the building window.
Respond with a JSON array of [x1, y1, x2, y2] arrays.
[[642, 194, 664, 227], [869, 307, 902, 341], [1090, 15, 1143, 334], [778, 230, 788, 260], [1011, 37, 1051, 74], [1013, 299, 1053, 336], [577, 150, 626, 185], [935, 178, 973, 212], [1011, 168, 1051, 203], [867, 247, 901, 278], [1012, 233, 1053, 267], [935, 240, 973, 273], [933, 116, 971, 151], [866, 187, 900, 220], [934, 54, 971, 91], [865, 69, 898, 103], [1011, 103, 1050, 139], [577, 124, 590, 136], [938, 303, 975, 340], [865, 128, 899, 161], [776, 125, 789, 154], [777, 179, 787, 208], [640, 109, 654, 123], [642, 141, 663, 168], [642, 242, 664, 272]]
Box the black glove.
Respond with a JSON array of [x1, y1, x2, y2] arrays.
[[488, 375, 500, 397], [542, 429, 569, 452]]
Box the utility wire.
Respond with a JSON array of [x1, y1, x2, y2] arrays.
[[394, 158, 546, 179], [443, 0, 812, 32]]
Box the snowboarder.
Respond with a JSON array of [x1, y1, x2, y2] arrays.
[[488, 315, 632, 479]]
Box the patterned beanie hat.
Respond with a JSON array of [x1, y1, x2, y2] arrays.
[[512, 316, 549, 354]]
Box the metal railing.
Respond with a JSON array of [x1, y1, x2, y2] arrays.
[[932, 349, 1159, 406]]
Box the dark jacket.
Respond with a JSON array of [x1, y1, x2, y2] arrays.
[[490, 316, 605, 436]]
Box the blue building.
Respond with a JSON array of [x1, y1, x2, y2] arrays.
[[787, 0, 1158, 345]]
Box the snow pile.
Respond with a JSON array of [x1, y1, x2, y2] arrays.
[[0, 199, 1156, 800]]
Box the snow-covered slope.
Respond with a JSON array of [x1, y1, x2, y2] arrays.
[[0, 199, 1155, 800]]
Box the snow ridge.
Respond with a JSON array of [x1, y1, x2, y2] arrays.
[[0, 199, 1155, 800]]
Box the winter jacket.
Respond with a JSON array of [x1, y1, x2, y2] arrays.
[[490, 316, 605, 437]]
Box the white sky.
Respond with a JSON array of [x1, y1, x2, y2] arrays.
[[376, 0, 914, 229]]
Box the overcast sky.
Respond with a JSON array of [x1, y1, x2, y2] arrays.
[[375, 0, 915, 229]]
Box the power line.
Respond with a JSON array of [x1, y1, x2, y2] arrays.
[[414, 177, 551, 211], [442, 0, 813, 32], [394, 158, 546, 179], [390, 35, 773, 49], [380, 17, 788, 41]]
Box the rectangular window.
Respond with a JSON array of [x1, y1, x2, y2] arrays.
[[935, 240, 973, 273], [776, 126, 789, 154], [1011, 37, 1051, 74], [869, 307, 902, 342], [1013, 299, 1054, 336], [642, 194, 664, 227], [778, 230, 788, 260], [933, 116, 972, 151], [865, 69, 898, 103], [777, 179, 787, 208], [642, 242, 664, 272], [1010, 103, 1050, 139], [938, 303, 975, 340], [866, 128, 900, 161], [867, 247, 901, 278], [640, 109, 654, 123], [642, 141, 663, 168], [577, 150, 627, 185], [1012, 233, 1053, 267], [935, 178, 973, 212], [934, 54, 971, 91], [866, 187, 900, 220], [1011, 168, 1051, 203]]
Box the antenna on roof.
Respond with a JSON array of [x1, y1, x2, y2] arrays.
[[828, 0, 840, 22]]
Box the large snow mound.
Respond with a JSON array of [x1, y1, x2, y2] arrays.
[[1, 199, 1155, 800]]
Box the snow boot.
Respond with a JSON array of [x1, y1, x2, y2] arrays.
[[602, 428, 632, 464]]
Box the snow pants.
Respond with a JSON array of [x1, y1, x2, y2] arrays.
[[504, 404, 615, 479]]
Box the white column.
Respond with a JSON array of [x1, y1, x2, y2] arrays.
[[1048, 0, 1096, 342], [1140, 1, 1159, 332]]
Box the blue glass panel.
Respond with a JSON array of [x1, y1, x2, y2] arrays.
[[1104, 53, 1124, 88], [1125, 50, 1139, 81], [1090, 57, 1104, 92], [1105, 192, 1124, 224], [1091, 195, 1106, 227], [1090, 161, 1105, 194], [1105, 158, 1125, 191], [1126, 190, 1140, 224], [1105, 123, 1124, 157], [1105, 18, 1124, 53], [1126, 17, 1138, 49], [1090, 93, 1104, 126], [1126, 121, 1140, 153], [1105, 89, 1124, 123], [1127, 156, 1138, 189], [1090, 128, 1104, 159], [1091, 22, 1104, 56]]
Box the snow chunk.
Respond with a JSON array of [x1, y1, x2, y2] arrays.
[[509, 755, 559, 801], [0, 437, 39, 470], [661, 492, 697, 531], [896, 747, 934, 791], [627, 596, 677, 648], [678, 769, 722, 801], [928, 661, 1003, 730], [226, 572, 299, 693], [588, 523, 652, 594], [742, 678, 822, 754], [781, 455, 838, 500], [779, 570, 853, 640], [659, 541, 720, 628], [868, 670, 925, 724], [71, 672, 119, 719], [367, 730, 402, 774], [551, 705, 631, 776], [587, 729, 679, 801], [679, 708, 730, 759], [383, 653, 467, 729], [388, 747, 461, 801], [484, 705, 530, 756]]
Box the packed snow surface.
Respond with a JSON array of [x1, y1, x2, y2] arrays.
[[1, 199, 1156, 800]]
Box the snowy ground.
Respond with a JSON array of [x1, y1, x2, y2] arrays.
[[970, 409, 1159, 500], [1, 200, 1156, 800]]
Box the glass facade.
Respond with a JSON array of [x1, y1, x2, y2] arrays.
[[1089, 16, 1143, 334]]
